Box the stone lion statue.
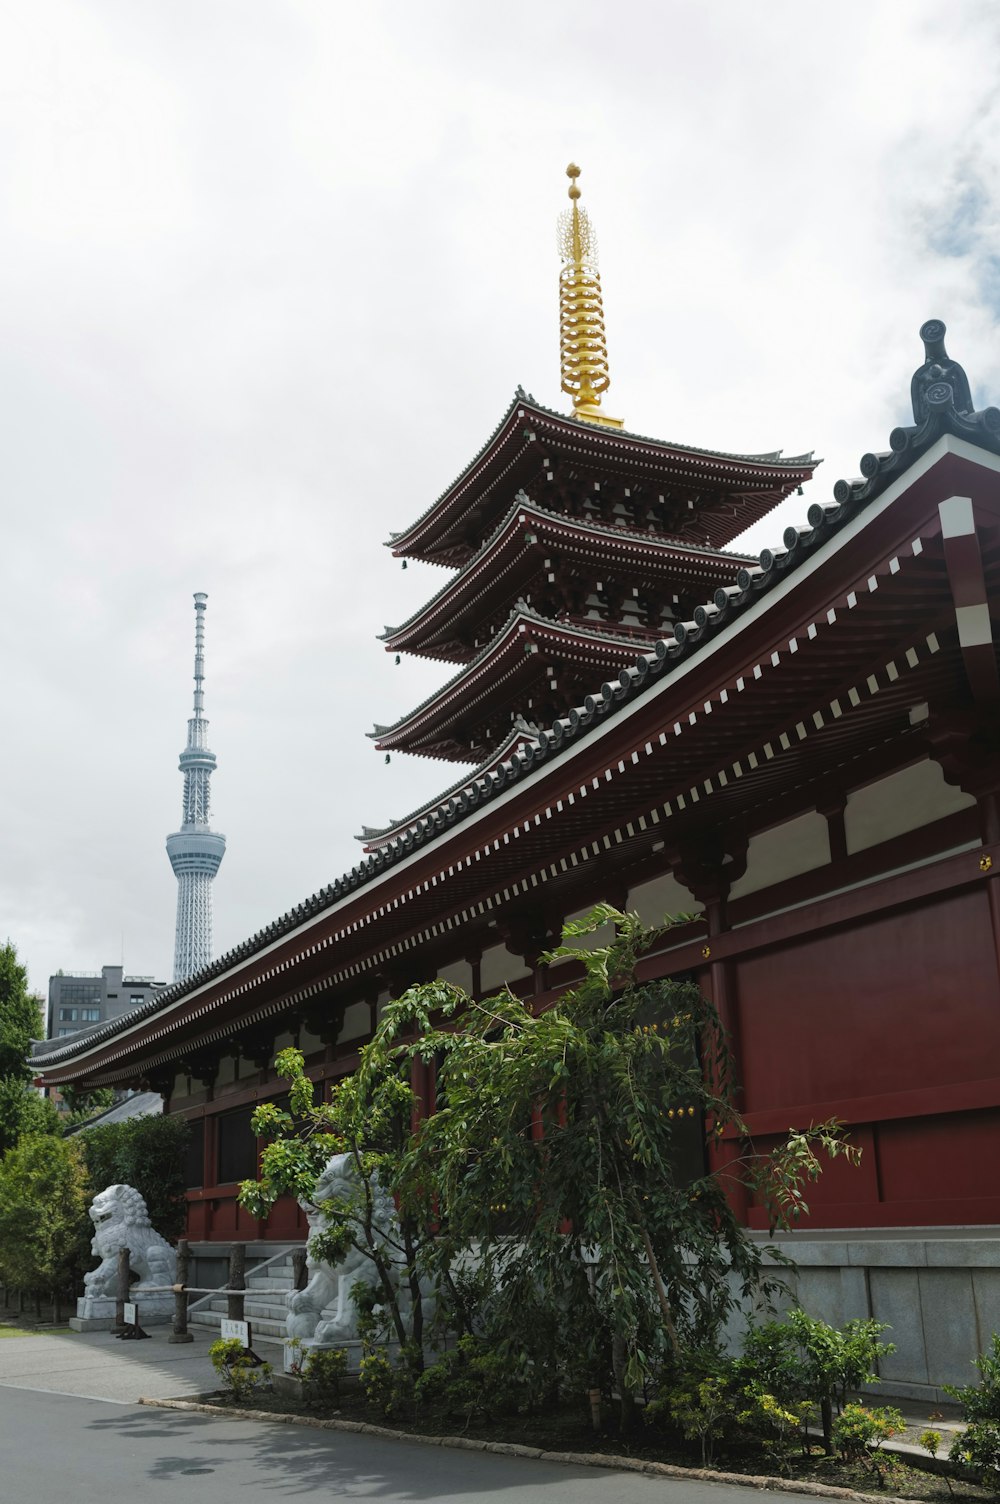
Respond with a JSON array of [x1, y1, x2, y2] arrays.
[[83, 1184, 176, 1298], [287, 1152, 422, 1345]]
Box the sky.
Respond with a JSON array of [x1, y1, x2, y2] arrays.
[[2, 0, 999, 1005]]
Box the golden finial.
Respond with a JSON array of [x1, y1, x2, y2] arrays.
[[558, 163, 623, 429]]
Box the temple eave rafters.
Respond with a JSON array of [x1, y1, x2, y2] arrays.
[[372, 609, 661, 761], [387, 392, 818, 566], [381, 496, 757, 662]]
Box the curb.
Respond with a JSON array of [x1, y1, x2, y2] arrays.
[[137, 1396, 916, 1502]]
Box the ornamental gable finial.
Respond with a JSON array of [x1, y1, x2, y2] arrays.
[[910, 319, 974, 422], [558, 164, 624, 430]]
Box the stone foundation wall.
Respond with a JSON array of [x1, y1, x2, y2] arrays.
[[761, 1229, 1000, 1403]]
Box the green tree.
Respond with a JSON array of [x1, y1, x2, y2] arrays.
[[239, 907, 859, 1421], [80, 1114, 190, 1238], [0, 1134, 91, 1312], [0, 1076, 62, 1154], [0, 943, 57, 1154], [60, 1085, 115, 1122], [0, 942, 41, 1081], [380, 907, 859, 1417], [239, 1045, 434, 1364]]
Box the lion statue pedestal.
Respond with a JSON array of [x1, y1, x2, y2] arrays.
[[70, 1184, 177, 1331]]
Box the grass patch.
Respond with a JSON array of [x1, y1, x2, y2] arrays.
[[0, 1324, 41, 1338]]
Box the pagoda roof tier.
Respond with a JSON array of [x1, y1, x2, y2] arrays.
[[388, 390, 817, 566], [371, 606, 658, 762], [381, 493, 755, 663], [356, 723, 542, 850]]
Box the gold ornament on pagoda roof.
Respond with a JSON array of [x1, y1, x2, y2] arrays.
[[558, 164, 623, 429]]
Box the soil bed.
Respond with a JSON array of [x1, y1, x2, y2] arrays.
[[197, 1385, 992, 1503]]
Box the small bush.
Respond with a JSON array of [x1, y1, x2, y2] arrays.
[[945, 1331, 1000, 1423], [209, 1337, 272, 1405], [301, 1346, 348, 1411], [946, 1333, 1000, 1488], [951, 1421, 1000, 1488], [736, 1387, 813, 1472], [414, 1335, 524, 1424], [359, 1349, 395, 1414], [832, 1402, 905, 1480]]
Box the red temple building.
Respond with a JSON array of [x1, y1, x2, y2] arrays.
[[34, 170, 1000, 1397]]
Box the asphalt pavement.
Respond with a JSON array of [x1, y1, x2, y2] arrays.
[[0, 1384, 789, 1504], [0, 1325, 219, 1402], [0, 1327, 868, 1502]]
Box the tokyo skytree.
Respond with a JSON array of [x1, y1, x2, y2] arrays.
[[166, 593, 226, 982]]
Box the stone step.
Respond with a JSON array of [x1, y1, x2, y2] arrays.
[[245, 1277, 295, 1293], [190, 1309, 287, 1342]]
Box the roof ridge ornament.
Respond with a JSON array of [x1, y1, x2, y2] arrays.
[[558, 164, 624, 430], [911, 318, 974, 421]]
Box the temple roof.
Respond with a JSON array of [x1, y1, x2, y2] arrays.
[[381, 492, 755, 662], [32, 323, 1000, 1081], [387, 390, 818, 566], [356, 723, 541, 849], [371, 604, 656, 761]]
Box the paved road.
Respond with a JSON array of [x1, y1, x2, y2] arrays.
[[0, 1326, 218, 1401], [0, 1386, 786, 1504], [0, 1329, 817, 1502]]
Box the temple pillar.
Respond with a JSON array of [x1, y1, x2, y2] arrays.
[[666, 830, 749, 1221]]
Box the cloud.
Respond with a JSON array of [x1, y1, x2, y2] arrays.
[[1, 0, 998, 998]]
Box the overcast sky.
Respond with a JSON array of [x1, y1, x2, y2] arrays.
[[3, 0, 999, 1005]]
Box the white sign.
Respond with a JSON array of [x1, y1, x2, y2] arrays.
[[123, 1302, 137, 1326], [220, 1318, 250, 1346]]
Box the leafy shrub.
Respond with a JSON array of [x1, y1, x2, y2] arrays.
[[359, 1349, 396, 1414], [648, 1352, 741, 1466], [832, 1402, 905, 1480], [740, 1309, 893, 1453], [0, 1134, 91, 1302], [414, 1335, 525, 1424], [80, 1114, 190, 1238], [919, 1427, 942, 1460], [951, 1421, 1000, 1488], [209, 1337, 272, 1405], [301, 1346, 348, 1410], [945, 1333, 1000, 1487], [945, 1332, 1000, 1422], [735, 1386, 814, 1472]]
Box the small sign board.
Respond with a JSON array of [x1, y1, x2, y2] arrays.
[[123, 1302, 138, 1327], [220, 1318, 251, 1347]]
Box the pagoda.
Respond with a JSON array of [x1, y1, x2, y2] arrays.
[[367, 167, 816, 790]]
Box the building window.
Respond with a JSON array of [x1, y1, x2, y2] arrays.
[[59, 1008, 77, 1022], [57, 1027, 76, 1037], [185, 1120, 205, 1190], [81, 1008, 101, 1022], [130, 995, 144, 1006], [216, 1109, 257, 1185]]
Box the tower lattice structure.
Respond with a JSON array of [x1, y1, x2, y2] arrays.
[[166, 593, 226, 982]]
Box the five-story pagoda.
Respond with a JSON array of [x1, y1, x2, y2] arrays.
[[364, 167, 816, 840]]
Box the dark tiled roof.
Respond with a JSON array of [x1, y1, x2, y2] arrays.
[[380, 491, 755, 642], [370, 602, 669, 746], [35, 324, 998, 1072], [387, 388, 816, 549]]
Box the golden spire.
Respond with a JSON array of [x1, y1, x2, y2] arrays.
[[558, 163, 623, 429]]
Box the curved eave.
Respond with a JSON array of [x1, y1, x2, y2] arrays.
[[382, 497, 756, 661], [356, 725, 541, 850], [371, 608, 657, 759], [388, 392, 818, 563]]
